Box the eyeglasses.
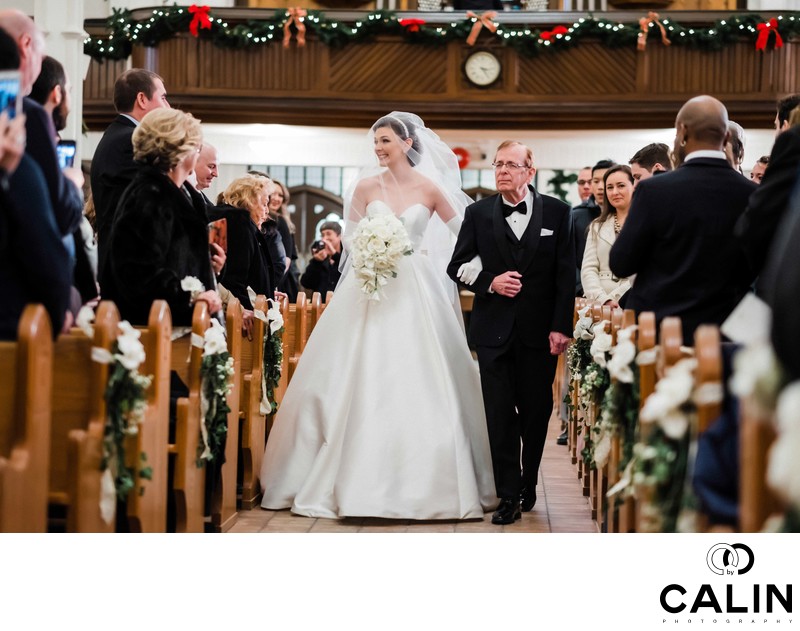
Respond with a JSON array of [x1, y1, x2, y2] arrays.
[[492, 161, 531, 171], [577, 179, 591, 186]]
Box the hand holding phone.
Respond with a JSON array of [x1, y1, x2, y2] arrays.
[[0, 112, 26, 175]]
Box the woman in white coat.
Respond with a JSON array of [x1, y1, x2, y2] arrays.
[[581, 164, 634, 308]]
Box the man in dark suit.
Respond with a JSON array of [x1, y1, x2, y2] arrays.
[[91, 68, 169, 277], [610, 95, 757, 345], [448, 140, 575, 525], [735, 94, 800, 280]]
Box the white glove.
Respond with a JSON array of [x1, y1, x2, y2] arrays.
[[457, 255, 482, 286]]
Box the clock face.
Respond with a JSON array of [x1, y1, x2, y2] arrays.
[[464, 51, 501, 87]]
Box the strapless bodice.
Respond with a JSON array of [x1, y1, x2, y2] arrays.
[[365, 200, 431, 250]]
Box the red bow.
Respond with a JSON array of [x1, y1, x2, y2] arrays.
[[399, 18, 426, 33], [756, 18, 783, 51], [188, 4, 212, 38], [540, 25, 568, 42], [465, 11, 497, 46], [283, 8, 308, 48]]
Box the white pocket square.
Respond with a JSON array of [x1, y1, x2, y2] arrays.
[[540, 228, 554, 236]]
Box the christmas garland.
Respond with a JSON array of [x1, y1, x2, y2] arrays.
[[84, 5, 800, 62]]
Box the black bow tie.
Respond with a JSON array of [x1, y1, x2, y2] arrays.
[[503, 201, 527, 217]]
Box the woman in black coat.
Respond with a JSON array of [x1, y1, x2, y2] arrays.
[[101, 108, 223, 326], [219, 174, 277, 310]]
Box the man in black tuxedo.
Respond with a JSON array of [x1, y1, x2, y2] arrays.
[[91, 68, 169, 277], [448, 141, 575, 525], [609, 95, 757, 345]]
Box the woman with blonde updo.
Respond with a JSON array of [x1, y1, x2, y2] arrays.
[[101, 108, 223, 325], [218, 174, 277, 310]]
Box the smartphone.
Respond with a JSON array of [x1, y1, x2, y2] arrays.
[[0, 70, 22, 120], [56, 140, 77, 169]]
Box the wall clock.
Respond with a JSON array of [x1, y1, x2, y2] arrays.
[[464, 51, 501, 88]]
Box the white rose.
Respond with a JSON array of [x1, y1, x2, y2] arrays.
[[590, 325, 612, 367], [659, 409, 690, 440], [640, 391, 671, 424], [203, 320, 228, 356], [594, 431, 611, 468], [115, 321, 146, 371], [607, 339, 636, 383], [76, 305, 96, 338], [657, 359, 696, 405], [266, 299, 284, 334], [181, 276, 205, 301]]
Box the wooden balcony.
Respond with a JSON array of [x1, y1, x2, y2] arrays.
[[83, 9, 798, 130]]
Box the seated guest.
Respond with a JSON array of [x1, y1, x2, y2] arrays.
[[218, 174, 276, 310], [629, 142, 672, 188], [101, 108, 222, 326], [581, 165, 634, 308], [610, 95, 757, 345], [300, 221, 342, 299]]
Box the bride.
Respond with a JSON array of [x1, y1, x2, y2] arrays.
[[259, 112, 496, 520]]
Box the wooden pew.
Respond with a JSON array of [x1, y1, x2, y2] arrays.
[[48, 301, 119, 532], [286, 292, 308, 383], [633, 312, 657, 533], [238, 294, 269, 510], [693, 325, 732, 533], [0, 306, 52, 532], [635, 316, 683, 532], [170, 301, 211, 533], [604, 307, 624, 533], [209, 298, 242, 533], [615, 308, 638, 533], [126, 300, 171, 533], [739, 358, 783, 532]]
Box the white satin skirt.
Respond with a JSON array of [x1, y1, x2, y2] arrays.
[[260, 252, 497, 519]]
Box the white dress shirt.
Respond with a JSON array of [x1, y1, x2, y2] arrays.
[[502, 190, 533, 241]]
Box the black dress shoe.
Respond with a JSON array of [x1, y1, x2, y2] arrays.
[[520, 487, 537, 512], [556, 430, 568, 446], [491, 498, 521, 525]]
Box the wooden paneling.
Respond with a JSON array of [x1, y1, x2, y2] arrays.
[[83, 11, 797, 131]]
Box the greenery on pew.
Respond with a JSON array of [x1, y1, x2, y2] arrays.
[[198, 320, 235, 467], [566, 306, 611, 470], [632, 357, 698, 532], [261, 299, 285, 417], [76, 308, 153, 523]]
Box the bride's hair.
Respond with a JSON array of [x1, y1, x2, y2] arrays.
[[372, 115, 422, 166]]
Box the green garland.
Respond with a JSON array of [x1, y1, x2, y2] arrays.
[[84, 6, 800, 62], [547, 170, 576, 204], [632, 425, 690, 533], [263, 324, 284, 417], [198, 352, 234, 467], [103, 346, 153, 500]]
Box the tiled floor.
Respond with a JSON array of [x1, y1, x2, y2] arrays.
[[229, 410, 598, 533]]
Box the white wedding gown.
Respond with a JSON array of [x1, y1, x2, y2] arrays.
[[260, 202, 497, 519]]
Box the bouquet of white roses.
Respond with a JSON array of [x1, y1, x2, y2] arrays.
[[350, 213, 413, 301]]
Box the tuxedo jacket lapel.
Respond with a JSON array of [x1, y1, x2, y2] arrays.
[[517, 189, 544, 274], [492, 195, 517, 270]]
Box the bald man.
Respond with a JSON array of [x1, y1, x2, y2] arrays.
[[609, 95, 758, 344]]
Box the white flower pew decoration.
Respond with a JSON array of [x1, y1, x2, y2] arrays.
[[78, 306, 153, 525], [195, 318, 235, 465]]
